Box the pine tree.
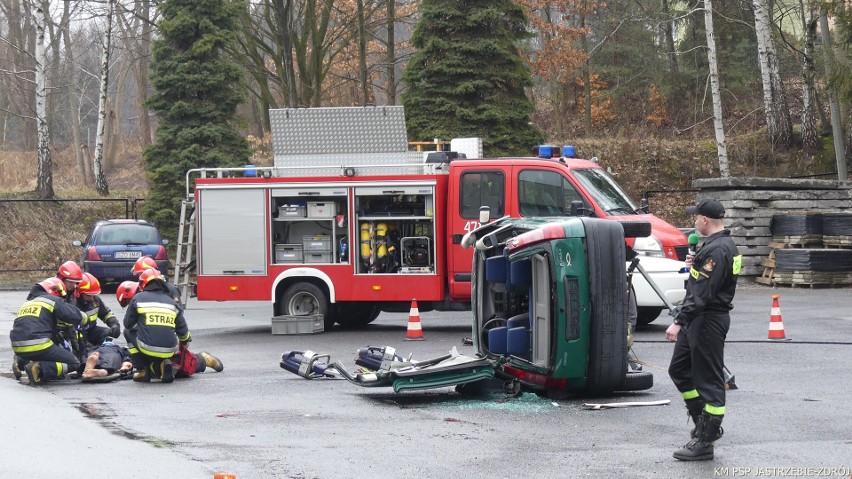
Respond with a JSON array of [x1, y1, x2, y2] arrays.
[[143, 0, 251, 240], [402, 0, 543, 156]]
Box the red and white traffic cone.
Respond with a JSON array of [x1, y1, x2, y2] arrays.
[[767, 295, 790, 341], [405, 299, 424, 341]]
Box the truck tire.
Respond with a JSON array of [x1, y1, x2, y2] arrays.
[[335, 303, 380, 329], [618, 371, 654, 391], [617, 220, 652, 238], [279, 282, 329, 321], [636, 306, 664, 325], [582, 218, 628, 396]]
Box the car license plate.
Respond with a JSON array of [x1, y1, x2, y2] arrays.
[[114, 251, 142, 259]]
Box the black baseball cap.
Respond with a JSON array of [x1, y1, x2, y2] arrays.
[[686, 198, 725, 219]]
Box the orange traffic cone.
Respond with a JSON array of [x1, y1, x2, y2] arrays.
[[405, 299, 424, 341], [767, 295, 790, 341], [214, 474, 237, 479]]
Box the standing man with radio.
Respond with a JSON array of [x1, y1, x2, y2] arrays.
[[666, 198, 741, 461]]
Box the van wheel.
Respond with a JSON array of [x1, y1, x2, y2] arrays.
[[279, 283, 329, 321], [637, 307, 663, 325], [582, 218, 628, 396], [619, 371, 654, 391], [336, 303, 380, 329]]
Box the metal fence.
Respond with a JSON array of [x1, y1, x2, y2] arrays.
[[0, 197, 144, 280]]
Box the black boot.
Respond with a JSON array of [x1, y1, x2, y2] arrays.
[[673, 412, 724, 461], [685, 397, 705, 439]]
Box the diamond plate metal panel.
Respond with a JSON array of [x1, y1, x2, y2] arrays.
[[272, 152, 425, 176], [270, 107, 408, 158]]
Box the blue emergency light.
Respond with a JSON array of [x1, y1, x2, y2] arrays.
[[537, 145, 576, 158]]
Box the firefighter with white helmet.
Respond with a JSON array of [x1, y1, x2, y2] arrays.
[[10, 278, 87, 384]]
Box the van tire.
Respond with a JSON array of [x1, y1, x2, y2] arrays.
[[618, 220, 652, 238], [619, 371, 654, 391], [582, 218, 628, 396]]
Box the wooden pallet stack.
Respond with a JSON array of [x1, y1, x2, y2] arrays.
[[758, 213, 852, 288]]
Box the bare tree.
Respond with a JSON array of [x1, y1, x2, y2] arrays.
[[704, 0, 728, 177], [385, 0, 396, 104], [60, 0, 89, 185], [34, 0, 53, 198], [799, 0, 819, 154], [819, 8, 847, 181], [93, 0, 114, 195], [753, 0, 792, 149]]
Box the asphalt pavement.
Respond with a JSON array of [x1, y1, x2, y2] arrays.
[[2, 285, 852, 479]]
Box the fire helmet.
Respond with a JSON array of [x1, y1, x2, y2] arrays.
[[131, 256, 159, 276], [116, 280, 139, 308], [57, 261, 83, 282], [138, 268, 165, 291], [77, 272, 102, 296], [37, 277, 67, 298]]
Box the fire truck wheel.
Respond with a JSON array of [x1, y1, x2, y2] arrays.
[[336, 304, 380, 329], [279, 282, 329, 320], [582, 218, 628, 396]]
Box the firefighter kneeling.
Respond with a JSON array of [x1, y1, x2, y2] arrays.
[[118, 276, 222, 383]]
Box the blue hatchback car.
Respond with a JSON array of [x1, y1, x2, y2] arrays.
[[72, 219, 170, 284]]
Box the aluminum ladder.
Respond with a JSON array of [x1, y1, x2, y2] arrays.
[[173, 194, 196, 307]]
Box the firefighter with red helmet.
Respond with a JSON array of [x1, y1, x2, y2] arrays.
[[117, 279, 223, 378], [55, 260, 84, 302], [75, 272, 121, 348], [10, 278, 87, 384], [132, 256, 181, 302], [122, 269, 190, 383]]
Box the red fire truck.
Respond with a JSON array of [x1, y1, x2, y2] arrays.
[[177, 107, 688, 327]]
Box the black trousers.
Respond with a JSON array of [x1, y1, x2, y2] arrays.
[[669, 311, 730, 409], [17, 344, 81, 380]]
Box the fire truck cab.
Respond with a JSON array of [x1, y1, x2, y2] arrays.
[[180, 107, 687, 328]]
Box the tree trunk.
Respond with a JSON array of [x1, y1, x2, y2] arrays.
[[580, 8, 592, 136], [819, 9, 847, 181], [753, 0, 792, 149], [386, 0, 396, 105], [704, 0, 729, 177], [93, 0, 114, 195], [138, 0, 153, 147], [661, 0, 678, 74], [107, 64, 131, 172], [753, 0, 776, 142], [357, 0, 369, 105], [34, 1, 53, 199], [60, 0, 88, 186], [799, 0, 819, 154]]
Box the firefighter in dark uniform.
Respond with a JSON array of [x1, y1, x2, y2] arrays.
[[666, 198, 741, 461], [117, 280, 223, 377], [75, 273, 121, 352], [56, 260, 84, 303], [10, 278, 87, 384], [123, 269, 191, 383], [132, 256, 182, 303]]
